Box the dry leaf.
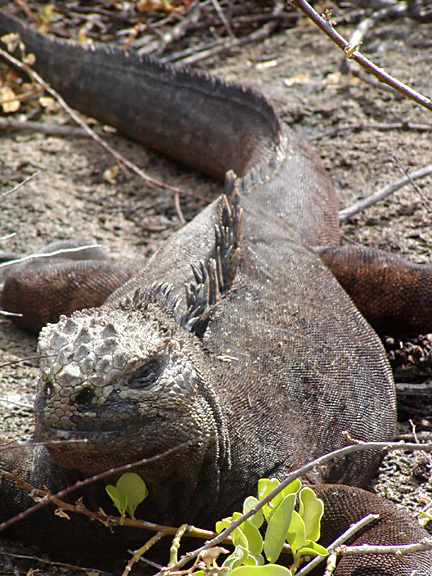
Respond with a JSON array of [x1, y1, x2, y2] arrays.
[[255, 59, 278, 70], [284, 73, 309, 87], [198, 546, 229, 566], [78, 28, 89, 44], [0, 86, 20, 113], [23, 52, 36, 66], [136, 0, 187, 13], [0, 33, 20, 52], [54, 507, 71, 520], [103, 165, 120, 184], [39, 96, 57, 111], [326, 71, 342, 85]]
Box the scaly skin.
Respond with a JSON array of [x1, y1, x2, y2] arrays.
[[0, 8, 432, 575]]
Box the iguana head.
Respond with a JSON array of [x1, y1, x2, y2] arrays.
[[35, 284, 226, 479]]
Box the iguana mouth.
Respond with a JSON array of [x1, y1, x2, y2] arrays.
[[35, 421, 137, 447], [34, 390, 156, 435], [35, 409, 160, 454]]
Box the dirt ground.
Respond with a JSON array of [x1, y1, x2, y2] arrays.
[[0, 1, 432, 574]]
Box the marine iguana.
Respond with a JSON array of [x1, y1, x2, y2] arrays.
[[0, 7, 432, 575]]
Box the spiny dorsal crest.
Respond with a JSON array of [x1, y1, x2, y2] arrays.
[[182, 178, 243, 337], [120, 282, 182, 321]]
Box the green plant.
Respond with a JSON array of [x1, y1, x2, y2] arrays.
[[105, 474, 327, 575], [215, 478, 327, 575], [106, 472, 149, 519]]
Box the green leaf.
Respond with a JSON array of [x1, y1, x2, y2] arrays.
[[105, 484, 127, 516], [243, 496, 264, 529], [298, 488, 324, 542], [216, 513, 263, 556], [230, 565, 292, 576], [243, 553, 265, 566], [264, 493, 296, 563], [297, 540, 328, 558], [232, 526, 249, 550], [222, 545, 249, 571], [241, 519, 263, 555], [286, 510, 306, 554], [215, 517, 231, 534], [231, 512, 249, 552], [280, 478, 302, 498], [257, 478, 283, 522], [116, 473, 148, 519], [225, 515, 249, 551]]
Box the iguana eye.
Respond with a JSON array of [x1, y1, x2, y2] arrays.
[[43, 381, 54, 399], [129, 359, 162, 388]]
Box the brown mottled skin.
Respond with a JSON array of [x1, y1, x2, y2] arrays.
[[0, 8, 432, 575]]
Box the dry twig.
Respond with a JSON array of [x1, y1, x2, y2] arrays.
[[137, 0, 203, 56], [290, 0, 432, 112], [296, 513, 379, 576], [0, 116, 88, 137], [339, 163, 432, 221], [0, 171, 38, 202], [165, 0, 285, 64]]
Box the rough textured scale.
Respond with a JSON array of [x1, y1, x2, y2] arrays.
[[0, 8, 432, 575]]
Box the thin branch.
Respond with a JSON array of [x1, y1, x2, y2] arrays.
[[341, 3, 407, 97], [5, 471, 221, 542], [0, 310, 23, 318], [0, 117, 88, 137], [337, 537, 432, 556], [210, 0, 235, 39], [0, 438, 198, 532], [0, 243, 101, 269], [0, 86, 40, 106], [290, 0, 432, 112], [169, 0, 284, 65], [308, 121, 432, 142], [0, 396, 32, 410], [347, 4, 405, 51], [0, 550, 110, 574], [0, 354, 53, 369], [122, 532, 166, 576], [2, 439, 432, 571], [391, 154, 432, 212], [137, 0, 203, 56], [296, 513, 379, 576], [339, 163, 432, 221], [0, 171, 39, 202], [0, 232, 16, 241]]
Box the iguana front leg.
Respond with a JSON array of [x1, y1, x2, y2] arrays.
[[317, 245, 432, 336], [1, 240, 135, 333]]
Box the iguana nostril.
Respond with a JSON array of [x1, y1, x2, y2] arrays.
[[74, 387, 94, 405]]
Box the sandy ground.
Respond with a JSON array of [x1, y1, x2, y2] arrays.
[[0, 3, 432, 574]]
